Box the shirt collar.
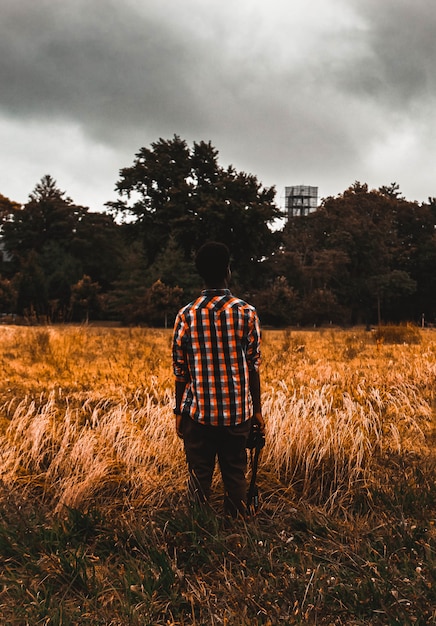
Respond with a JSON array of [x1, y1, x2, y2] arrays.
[[201, 288, 231, 296]]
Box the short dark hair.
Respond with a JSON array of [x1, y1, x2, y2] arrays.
[[195, 242, 230, 285]]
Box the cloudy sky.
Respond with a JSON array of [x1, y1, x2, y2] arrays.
[[1, 0, 435, 213]]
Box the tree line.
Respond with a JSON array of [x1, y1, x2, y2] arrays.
[[1, 136, 435, 327]]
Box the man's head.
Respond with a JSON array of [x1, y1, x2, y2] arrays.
[[195, 242, 230, 287]]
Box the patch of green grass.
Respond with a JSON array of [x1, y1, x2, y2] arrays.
[[2, 479, 435, 625]]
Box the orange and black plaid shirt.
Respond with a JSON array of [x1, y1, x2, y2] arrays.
[[172, 289, 261, 426]]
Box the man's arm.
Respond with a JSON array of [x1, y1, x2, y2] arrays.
[[174, 379, 187, 438], [249, 369, 265, 432], [172, 311, 188, 438]]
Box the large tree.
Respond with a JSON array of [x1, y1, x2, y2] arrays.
[[277, 182, 436, 325], [108, 135, 281, 292], [2, 175, 125, 319], [2, 175, 86, 262]]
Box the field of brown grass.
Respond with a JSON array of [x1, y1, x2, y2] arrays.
[[0, 325, 435, 624]]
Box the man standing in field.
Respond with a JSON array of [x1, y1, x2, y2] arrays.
[[172, 241, 265, 518]]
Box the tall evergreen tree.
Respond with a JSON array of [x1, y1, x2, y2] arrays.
[[2, 176, 124, 319]]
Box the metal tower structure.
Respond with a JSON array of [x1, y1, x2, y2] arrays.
[[285, 186, 318, 218]]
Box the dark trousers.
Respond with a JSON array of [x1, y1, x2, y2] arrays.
[[182, 415, 252, 518]]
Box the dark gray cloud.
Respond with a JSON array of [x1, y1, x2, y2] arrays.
[[1, 0, 436, 209], [335, 0, 436, 108], [0, 1, 207, 138]]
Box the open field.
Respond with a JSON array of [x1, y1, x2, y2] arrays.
[[0, 325, 435, 625]]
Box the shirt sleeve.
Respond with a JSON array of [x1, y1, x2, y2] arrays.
[[172, 312, 189, 382], [246, 309, 261, 372]]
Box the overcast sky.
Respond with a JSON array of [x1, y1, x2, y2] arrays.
[[1, 0, 436, 213]]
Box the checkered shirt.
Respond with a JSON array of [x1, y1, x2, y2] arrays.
[[172, 289, 261, 426]]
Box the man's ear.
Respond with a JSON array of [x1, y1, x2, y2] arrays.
[[226, 266, 232, 284]]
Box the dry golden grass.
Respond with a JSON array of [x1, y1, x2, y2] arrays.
[[0, 326, 183, 513], [0, 325, 435, 624], [0, 325, 434, 514], [261, 328, 435, 511]]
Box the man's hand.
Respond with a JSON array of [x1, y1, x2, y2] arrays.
[[176, 413, 183, 439], [253, 411, 265, 433]]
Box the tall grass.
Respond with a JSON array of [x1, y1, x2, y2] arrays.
[[0, 325, 435, 624]]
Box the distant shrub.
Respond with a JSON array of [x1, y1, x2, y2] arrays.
[[373, 324, 422, 345]]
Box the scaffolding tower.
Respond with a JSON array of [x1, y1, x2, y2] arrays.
[[285, 186, 318, 218]]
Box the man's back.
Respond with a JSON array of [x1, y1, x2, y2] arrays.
[[173, 288, 261, 426]]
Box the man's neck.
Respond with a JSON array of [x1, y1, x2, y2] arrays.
[[204, 281, 228, 290]]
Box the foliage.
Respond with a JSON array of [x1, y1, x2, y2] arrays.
[[108, 135, 281, 292], [0, 276, 17, 312], [373, 324, 423, 345], [2, 175, 85, 262], [1, 176, 124, 321], [15, 250, 48, 317], [0, 193, 20, 219], [252, 276, 298, 326], [70, 275, 103, 322], [143, 279, 184, 328], [276, 181, 436, 325], [1, 164, 436, 326]]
